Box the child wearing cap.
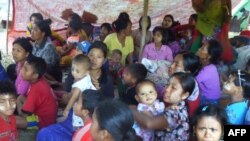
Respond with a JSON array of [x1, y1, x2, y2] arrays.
[[75, 41, 92, 55]]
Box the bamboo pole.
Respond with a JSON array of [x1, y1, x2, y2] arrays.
[[138, 0, 149, 62], [6, 0, 11, 54]]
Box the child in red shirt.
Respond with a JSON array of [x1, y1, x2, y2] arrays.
[[0, 81, 18, 141], [15, 56, 58, 129]]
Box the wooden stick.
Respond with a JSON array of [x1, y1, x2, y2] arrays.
[[138, 0, 149, 62], [6, 0, 11, 54]]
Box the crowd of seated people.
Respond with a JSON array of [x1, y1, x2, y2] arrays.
[[0, 0, 250, 140]]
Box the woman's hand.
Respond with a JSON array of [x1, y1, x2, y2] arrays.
[[142, 111, 154, 118], [131, 105, 168, 130]]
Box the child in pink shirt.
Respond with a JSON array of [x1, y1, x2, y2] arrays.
[[133, 80, 165, 141], [12, 38, 33, 115], [12, 37, 33, 96], [142, 26, 173, 62]]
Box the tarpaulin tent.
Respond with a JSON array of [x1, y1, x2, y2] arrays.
[[12, 0, 197, 31], [11, 0, 243, 31], [5, 0, 242, 54]]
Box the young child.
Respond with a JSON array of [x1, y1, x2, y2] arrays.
[[62, 28, 94, 93], [119, 63, 147, 105], [133, 80, 165, 141], [12, 37, 33, 96], [72, 89, 102, 141], [90, 100, 137, 141], [196, 39, 223, 106], [223, 70, 250, 125], [109, 49, 123, 84], [12, 38, 33, 115], [131, 72, 195, 141], [0, 81, 18, 141], [50, 40, 92, 99], [15, 56, 58, 129], [192, 105, 227, 141], [63, 54, 96, 129], [59, 19, 83, 65], [142, 26, 173, 62]]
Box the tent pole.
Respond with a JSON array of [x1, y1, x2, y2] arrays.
[[6, 0, 11, 54], [138, 0, 149, 62]]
